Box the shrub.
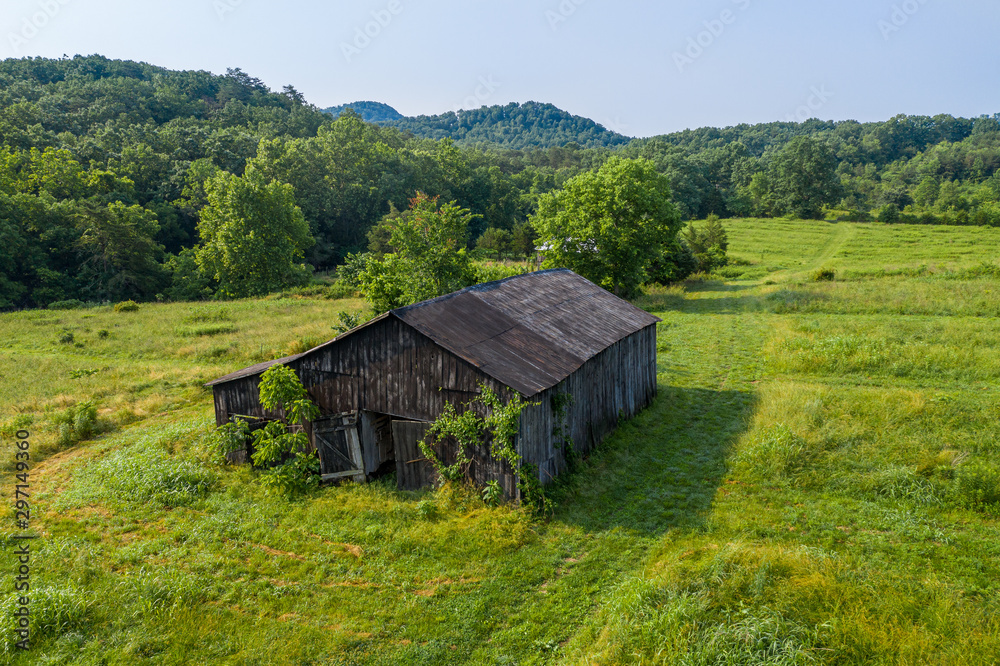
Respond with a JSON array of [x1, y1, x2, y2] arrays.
[[47, 299, 85, 310], [246, 364, 322, 495], [97, 329, 109, 339], [207, 419, 251, 460], [647, 240, 698, 285], [58, 331, 75, 344], [54, 401, 108, 447], [714, 265, 749, 279], [114, 300, 140, 312], [286, 337, 324, 355], [325, 282, 360, 300], [681, 216, 729, 273], [333, 310, 368, 335], [811, 268, 836, 282], [474, 262, 528, 284]]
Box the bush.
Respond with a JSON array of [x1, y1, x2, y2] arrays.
[[114, 300, 140, 312], [474, 262, 528, 284], [811, 268, 836, 282], [54, 401, 108, 447], [325, 282, 360, 300], [333, 310, 368, 335], [336, 252, 371, 288], [58, 331, 75, 344], [207, 419, 251, 460], [647, 240, 698, 285], [876, 203, 900, 224], [47, 299, 85, 310]]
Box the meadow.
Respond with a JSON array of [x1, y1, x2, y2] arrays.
[[2, 219, 1000, 664]]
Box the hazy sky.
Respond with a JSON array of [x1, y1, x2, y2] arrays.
[[3, 0, 998, 137]]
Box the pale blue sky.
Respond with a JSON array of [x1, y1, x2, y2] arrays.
[[3, 0, 998, 137]]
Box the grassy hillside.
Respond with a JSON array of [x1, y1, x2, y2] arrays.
[[2, 222, 1000, 663]]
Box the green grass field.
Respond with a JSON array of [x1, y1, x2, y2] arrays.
[[2, 220, 1000, 664]]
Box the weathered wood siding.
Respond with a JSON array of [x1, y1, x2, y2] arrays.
[[211, 317, 657, 494], [516, 323, 658, 484]]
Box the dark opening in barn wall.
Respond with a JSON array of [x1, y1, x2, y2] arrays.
[[206, 268, 660, 493]]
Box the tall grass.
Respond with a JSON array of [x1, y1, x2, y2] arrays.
[[4, 219, 1000, 663]]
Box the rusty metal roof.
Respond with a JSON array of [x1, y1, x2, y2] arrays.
[[207, 269, 659, 395], [204, 353, 305, 387], [391, 269, 659, 395]]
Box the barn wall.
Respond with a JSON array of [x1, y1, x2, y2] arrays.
[[518, 323, 658, 484], [212, 318, 658, 494], [296, 316, 522, 496]]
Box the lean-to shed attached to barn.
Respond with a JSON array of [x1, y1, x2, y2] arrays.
[[206, 268, 659, 495]]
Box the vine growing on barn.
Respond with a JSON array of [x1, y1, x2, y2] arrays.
[[418, 384, 549, 513]]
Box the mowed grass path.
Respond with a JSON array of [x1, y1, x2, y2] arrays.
[[2, 220, 1000, 663]]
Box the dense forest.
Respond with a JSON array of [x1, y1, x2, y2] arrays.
[[2, 55, 999, 309]]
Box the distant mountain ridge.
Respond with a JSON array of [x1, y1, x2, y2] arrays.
[[322, 101, 403, 123], [322, 100, 631, 150]]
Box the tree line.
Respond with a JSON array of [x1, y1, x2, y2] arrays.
[[2, 55, 999, 309]]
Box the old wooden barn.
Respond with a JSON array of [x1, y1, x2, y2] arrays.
[[206, 268, 660, 495]]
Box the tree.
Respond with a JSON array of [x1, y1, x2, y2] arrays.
[[246, 364, 321, 495], [476, 227, 512, 259], [75, 201, 167, 301], [510, 221, 538, 258], [357, 193, 477, 312], [647, 240, 698, 285], [913, 176, 940, 208], [768, 137, 842, 219], [531, 156, 682, 298], [681, 215, 729, 272], [877, 203, 900, 224], [195, 165, 313, 298]]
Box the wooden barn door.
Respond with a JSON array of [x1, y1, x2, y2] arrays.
[[314, 414, 366, 484], [392, 420, 435, 491]]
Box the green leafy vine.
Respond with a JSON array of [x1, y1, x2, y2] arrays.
[[419, 384, 546, 511]]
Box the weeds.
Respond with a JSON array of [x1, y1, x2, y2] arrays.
[[954, 459, 1000, 512], [53, 401, 109, 448]]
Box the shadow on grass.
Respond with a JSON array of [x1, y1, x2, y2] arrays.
[[551, 385, 756, 537]]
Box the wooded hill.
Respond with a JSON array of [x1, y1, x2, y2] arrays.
[[1, 54, 999, 310]]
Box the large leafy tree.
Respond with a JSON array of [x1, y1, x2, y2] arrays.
[[76, 201, 167, 301], [531, 156, 682, 298], [768, 137, 842, 219], [195, 165, 313, 298], [358, 193, 477, 312]]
